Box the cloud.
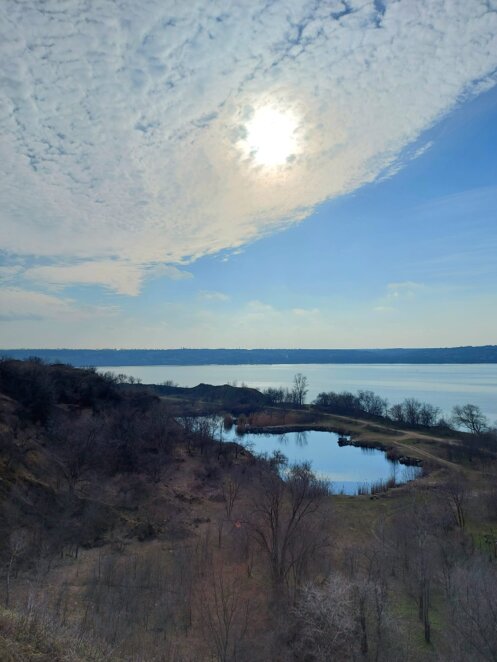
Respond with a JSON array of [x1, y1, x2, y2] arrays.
[[244, 300, 277, 319], [412, 142, 434, 160], [0, 287, 116, 321], [200, 290, 230, 302], [292, 307, 320, 316], [22, 261, 192, 295], [0, 265, 23, 282], [386, 281, 424, 300], [1, 0, 496, 292], [372, 281, 424, 312], [377, 140, 435, 181]]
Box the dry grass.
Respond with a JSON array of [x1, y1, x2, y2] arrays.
[[3, 375, 496, 662], [0, 606, 114, 661]]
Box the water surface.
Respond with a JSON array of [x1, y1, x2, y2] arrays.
[[100, 363, 497, 421], [221, 426, 422, 495]]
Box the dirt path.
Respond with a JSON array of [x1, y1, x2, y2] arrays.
[[251, 410, 469, 473]]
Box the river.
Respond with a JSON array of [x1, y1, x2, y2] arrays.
[[99, 363, 497, 422]]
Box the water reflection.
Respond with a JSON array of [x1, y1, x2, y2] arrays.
[[275, 431, 308, 446], [220, 422, 422, 495], [295, 430, 308, 447]]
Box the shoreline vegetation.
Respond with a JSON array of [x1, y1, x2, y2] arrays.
[[222, 422, 425, 496], [1, 358, 497, 660], [155, 378, 496, 470], [1, 344, 497, 366]]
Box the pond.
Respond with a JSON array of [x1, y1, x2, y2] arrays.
[[221, 425, 422, 495]]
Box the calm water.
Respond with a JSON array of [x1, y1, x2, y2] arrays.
[[100, 363, 497, 422], [221, 426, 422, 495]]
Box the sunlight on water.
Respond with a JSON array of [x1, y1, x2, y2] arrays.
[[100, 363, 497, 422]]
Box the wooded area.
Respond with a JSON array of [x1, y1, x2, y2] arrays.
[[0, 359, 496, 661]]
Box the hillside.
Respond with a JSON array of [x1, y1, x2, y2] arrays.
[[1, 345, 497, 366], [1, 359, 497, 661]]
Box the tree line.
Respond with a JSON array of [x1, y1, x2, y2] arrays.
[[312, 386, 493, 436]]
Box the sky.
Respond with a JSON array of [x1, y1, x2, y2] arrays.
[[0, 0, 496, 349]]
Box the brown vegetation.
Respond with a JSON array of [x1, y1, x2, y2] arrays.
[[1, 359, 497, 660]]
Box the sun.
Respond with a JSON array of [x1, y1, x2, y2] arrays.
[[241, 106, 300, 167]]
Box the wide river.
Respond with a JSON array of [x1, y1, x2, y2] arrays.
[[99, 363, 497, 423]]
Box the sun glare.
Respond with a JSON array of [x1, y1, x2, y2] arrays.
[[242, 106, 300, 167]]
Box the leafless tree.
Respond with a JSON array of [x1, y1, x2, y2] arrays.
[[388, 495, 443, 645], [403, 399, 423, 426], [389, 399, 440, 427], [250, 462, 328, 589], [193, 416, 217, 455], [357, 390, 389, 417], [452, 404, 488, 435], [419, 403, 441, 427], [445, 559, 497, 661], [222, 477, 241, 521], [48, 413, 100, 492], [142, 400, 175, 453], [80, 544, 195, 656], [262, 387, 287, 404], [199, 570, 250, 662], [389, 403, 405, 423], [442, 475, 468, 528], [292, 574, 358, 661], [291, 373, 308, 407]]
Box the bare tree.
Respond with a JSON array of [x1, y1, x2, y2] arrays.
[[452, 404, 488, 435], [80, 544, 195, 654], [48, 414, 99, 492], [442, 475, 468, 529], [392, 496, 439, 645], [445, 559, 497, 662], [388, 403, 404, 424], [199, 571, 250, 662], [222, 477, 241, 521], [291, 373, 308, 407], [357, 390, 389, 417], [250, 462, 328, 588], [419, 403, 441, 427], [402, 399, 423, 426], [293, 575, 357, 661], [143, 400, 175, 453], [262, 387, 287, 404]]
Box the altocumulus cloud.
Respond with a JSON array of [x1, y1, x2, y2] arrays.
[[0, 288, 117, 321], [1, 0, 497, 294], [22, 262, 192, 296]]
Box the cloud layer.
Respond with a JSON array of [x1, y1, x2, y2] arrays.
[[1, 0, 497, 293], [0, 287, 115, 321]]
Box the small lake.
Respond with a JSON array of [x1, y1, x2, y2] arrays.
[[221, 425, 422, 495]]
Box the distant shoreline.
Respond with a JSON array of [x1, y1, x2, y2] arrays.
[[1, 346, 496, 367]]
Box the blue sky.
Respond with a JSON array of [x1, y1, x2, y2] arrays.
[[1, 1, 496, 348]]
